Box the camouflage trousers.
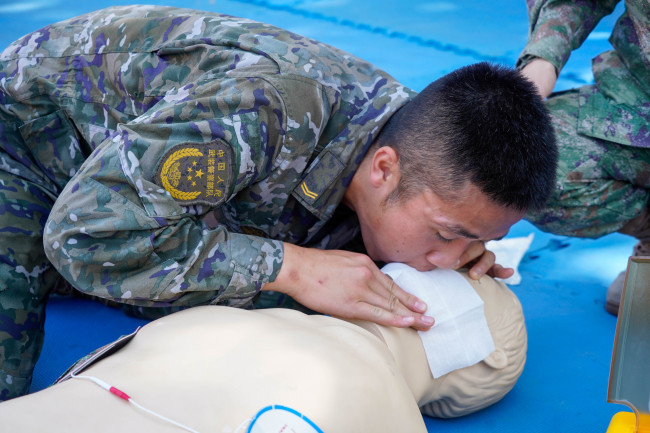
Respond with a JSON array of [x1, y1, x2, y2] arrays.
[[0, 166, 59, 400], [526, 86, 650, 239], [0, 102, 81, 400]]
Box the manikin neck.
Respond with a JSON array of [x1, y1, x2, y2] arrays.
[[349, 320, 432, 404]]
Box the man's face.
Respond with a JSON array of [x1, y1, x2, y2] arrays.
[[358, 184, 525, 271]]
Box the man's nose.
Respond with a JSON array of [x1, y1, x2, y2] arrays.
[[425, 239, 470, 269]]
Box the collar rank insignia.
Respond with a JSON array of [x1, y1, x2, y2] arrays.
[[155, 141, 233, 207]]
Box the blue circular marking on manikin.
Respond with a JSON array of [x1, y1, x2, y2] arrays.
[[247, 404, 324, 433]]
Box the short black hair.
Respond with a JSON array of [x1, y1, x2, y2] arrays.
[[377, 62, 557, 211]]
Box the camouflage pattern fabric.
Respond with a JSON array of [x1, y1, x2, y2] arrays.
[[517, 0, 650, 236], [0, 5, 414, 399], [526, 87, 650, 238], [0, 169, 59, 399]]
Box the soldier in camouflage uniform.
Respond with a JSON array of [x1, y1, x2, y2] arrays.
[[517, 0, 650, 315], [0, 6, 557, 399]]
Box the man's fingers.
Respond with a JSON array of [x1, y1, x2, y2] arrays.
[[361, 289, 402, 315], [355, 302, 433, 329], [456, 240, 513, 280], [468, 249, 496, 279], [353, 282, 434, 330], [377, 274, 428, 313], [363, 287, 416, 321], [488, 264, 515, 279], [456, 240, 486, 269], [387, 280, 400, 312]]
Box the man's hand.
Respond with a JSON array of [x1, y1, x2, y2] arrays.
[[521, 58, 557, 99], [263, 243, 435, 331], [456, 240, 514, 280]]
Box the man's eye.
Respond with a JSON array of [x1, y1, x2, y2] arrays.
[[436, 233, 453, 244]]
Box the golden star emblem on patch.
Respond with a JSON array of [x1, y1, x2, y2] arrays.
[[155, 140, 233, 206]]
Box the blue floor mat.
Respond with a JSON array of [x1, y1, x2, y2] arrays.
[[1, 1, 633, 431]]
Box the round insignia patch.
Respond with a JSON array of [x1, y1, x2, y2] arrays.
[[155, 140, 234, 206]]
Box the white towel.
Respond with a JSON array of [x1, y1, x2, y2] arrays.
[[381, 263, 495, 378], [487, 233, 535, 285]]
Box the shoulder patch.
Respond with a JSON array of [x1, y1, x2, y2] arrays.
[[294, 150, 345, 208], [155, 140, 234, 206]]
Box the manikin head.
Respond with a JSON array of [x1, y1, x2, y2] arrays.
[[354, 270, 527, 418], [346, 62, 557, 271], [420, 272, 527, 416]]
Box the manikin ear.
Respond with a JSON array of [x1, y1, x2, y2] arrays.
[[483, 348, 508, 370], [368, 146, 401, 190]]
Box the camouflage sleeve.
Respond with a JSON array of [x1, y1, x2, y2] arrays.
[[44, 77, 293, 308], [516, 0, 620, 72]]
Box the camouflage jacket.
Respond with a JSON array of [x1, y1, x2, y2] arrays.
[[517, 0, 650, 147], [0, 6, 414, 307]]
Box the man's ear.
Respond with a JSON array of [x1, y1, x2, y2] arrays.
[[483, 348, 508, 370], [368, 146, 400, 189]]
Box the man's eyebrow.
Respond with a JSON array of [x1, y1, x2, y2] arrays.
[[443, 224, 479, 240], [442, 224, 510, 241]]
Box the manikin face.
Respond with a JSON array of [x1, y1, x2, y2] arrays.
[[358, 184, 524, 272]]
